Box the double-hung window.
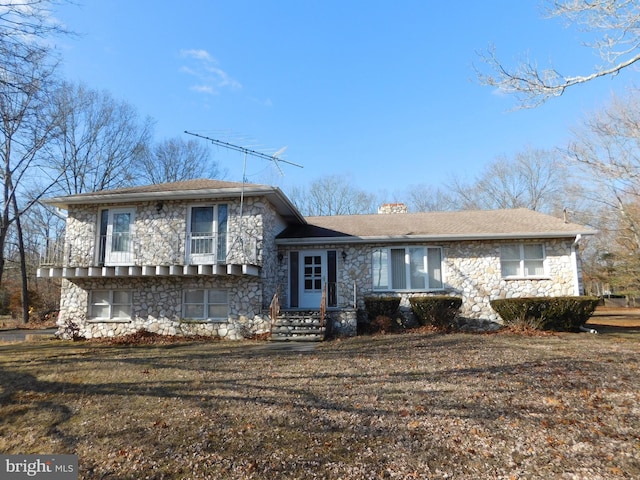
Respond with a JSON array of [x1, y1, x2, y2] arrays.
[[373, 246, 443, 291], [89, 290, 132, 320], [183, 289, 229, 321], [188, 204, 228, 264], [500, 243, 545, 277]]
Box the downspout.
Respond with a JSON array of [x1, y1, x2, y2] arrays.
[[570, 234, 582, 297]]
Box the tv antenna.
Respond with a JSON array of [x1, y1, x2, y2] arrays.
[[184, 131, 303, 178], [184, 130, 303, 264]]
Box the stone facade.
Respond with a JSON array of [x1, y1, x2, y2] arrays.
[[57, 196, 281, 340], [276, 238, 581, 326], [54, 189, 584, 340]]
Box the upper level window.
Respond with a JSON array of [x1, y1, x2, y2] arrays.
[[500, 244, 545, 277], [187, 204, 227, 264], [98, 208, 136, 266], [372, 246, 443, 291]]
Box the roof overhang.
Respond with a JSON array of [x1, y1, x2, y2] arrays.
[[44, 185, 306, 224], [275, 231, 596, 246]]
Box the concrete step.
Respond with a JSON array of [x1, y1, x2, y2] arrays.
[[270, 333, 325, 342], [270, 311, 326, 342], [272, 326, 325, 335]]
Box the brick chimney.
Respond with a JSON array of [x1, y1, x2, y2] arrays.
[[378, 203, 408, 214]]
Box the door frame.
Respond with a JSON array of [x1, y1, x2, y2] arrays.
[[298, 250, 326, 309], [101, 207, 136, 266], [289, 250, 338, 309]]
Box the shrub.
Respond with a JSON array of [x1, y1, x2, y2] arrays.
[[363, 296, 401, 334], [490, 296, 600, 332], [363, 296, 400, 320], [370, 315, 394, 334], [57, 318, 84, 341], [409, 296, 462, 329]]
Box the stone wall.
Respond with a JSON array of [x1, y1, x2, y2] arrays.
[[64, 198, 269, 267], [277, 238, 581, 325], [57, 197, 281, 340], [58, 276, 271, 340]]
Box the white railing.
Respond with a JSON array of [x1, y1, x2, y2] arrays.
[[39, 234, 260, 267]]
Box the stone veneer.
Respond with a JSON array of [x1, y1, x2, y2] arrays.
[[275, 238, 582, 327], [57, 197, 279, 340], [56, 194, 584, 340]]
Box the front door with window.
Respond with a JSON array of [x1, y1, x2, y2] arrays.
[[299, 251, 326, 308], [102, 208, 135, 265]]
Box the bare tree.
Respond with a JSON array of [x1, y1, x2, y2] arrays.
[[287, 174, 377, 216], [0, 45, 61, 323], [46, 81, 153, 194], [137, 137, 223, 184], [566, 87, 640, 296], [477, 0, 640, 108], [447, 147, 569, 213], [405, 184, 456, 212], [0, 1, 70, 93]]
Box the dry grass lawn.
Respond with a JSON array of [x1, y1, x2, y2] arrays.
[[0, 328, 638, 479]]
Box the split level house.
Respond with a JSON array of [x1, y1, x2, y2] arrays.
[[38, 179, 596, 340]]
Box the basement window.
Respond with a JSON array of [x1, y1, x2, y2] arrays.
[[182, 288, 229, 321], [89, 290, 132, 321]]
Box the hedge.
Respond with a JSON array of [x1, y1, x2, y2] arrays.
[[363, 296, 400, 320], [490, 296, 600, 332], [409, 296, 462, 328]]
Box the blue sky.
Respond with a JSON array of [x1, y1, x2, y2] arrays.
[[53, 1, 635, 199]]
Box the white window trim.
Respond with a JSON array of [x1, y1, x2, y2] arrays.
[[88, 290, 132, 323], [372, 246, 444, 292], [186, 203, 228, 265], [182, 288, 229, 322], [96, 207, 136, 266], [500, 243, 549, 279]]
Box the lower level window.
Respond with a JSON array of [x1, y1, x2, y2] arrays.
[[90, 290, 132, 320], [373, 246, 443, 291], [183, 288, 228, 320]]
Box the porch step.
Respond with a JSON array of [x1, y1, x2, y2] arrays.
[[271, 311, 326, 342]]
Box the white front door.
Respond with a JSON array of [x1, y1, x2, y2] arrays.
[[299, 251, 326, 308], [105, 208, 135, 265]]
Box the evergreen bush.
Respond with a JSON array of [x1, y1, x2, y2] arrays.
[[490, 296, 600, 332], [409, 296, 462, 328], [363, 296, 401, 333], [363, 296, 400, 320]]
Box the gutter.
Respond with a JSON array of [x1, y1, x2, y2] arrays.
[[43, 185, 307, 225], [276, 231, 596, 246]]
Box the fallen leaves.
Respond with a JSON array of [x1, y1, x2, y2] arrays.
[[0, 331, 638, 479]]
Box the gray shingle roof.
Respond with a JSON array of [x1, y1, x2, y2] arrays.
[[52, 179, 252, 199], [43, 179, 305, 223], [277, 208, 596, 243]]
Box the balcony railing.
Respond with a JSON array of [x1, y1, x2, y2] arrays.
[[39, 233, 259, 269]]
